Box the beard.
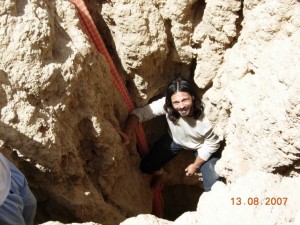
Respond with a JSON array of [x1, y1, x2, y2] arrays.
[[177, 106, 193, 117]]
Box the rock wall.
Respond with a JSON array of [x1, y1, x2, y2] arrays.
[[0, 1, 152, 224], [205, 0, 300, 182], [0, 0, 299, 225]]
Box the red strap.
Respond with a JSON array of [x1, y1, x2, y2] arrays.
[[69, 0, 149, 154], [69, 0, 163, 217], [152, 184, 164, 218]]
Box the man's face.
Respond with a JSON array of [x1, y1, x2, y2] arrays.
[[171, 91, 194, 117]]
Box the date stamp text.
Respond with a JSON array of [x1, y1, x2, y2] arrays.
[[231, 197, 288, 206]]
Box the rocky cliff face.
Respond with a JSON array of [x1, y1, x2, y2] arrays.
[[0, 0, 299, 225], [0, 1, 151, 224]]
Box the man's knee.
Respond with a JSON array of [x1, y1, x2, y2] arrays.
[[200, 157, 221, 191]]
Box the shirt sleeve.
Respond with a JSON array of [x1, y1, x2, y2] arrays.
[[197, 127, 220, 161], [130, 97, 166, 122]]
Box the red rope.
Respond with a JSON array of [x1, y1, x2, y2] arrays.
[[69, 0, 163, 217]]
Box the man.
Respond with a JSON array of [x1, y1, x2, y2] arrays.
[[120, 77, 221, 191], [0, 153, 37, 225]]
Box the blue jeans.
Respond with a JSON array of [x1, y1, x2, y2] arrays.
[[0, 159, 37, 225], [196, 153, 220, 191], [140, 133, 221, 191]]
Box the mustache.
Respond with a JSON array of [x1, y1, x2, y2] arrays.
[[178, 107, 188, 111], [178, 106, 188, 110]]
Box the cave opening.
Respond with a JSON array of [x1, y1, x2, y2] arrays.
[[158, 139, 226, 221], [162, 183, 203, 221], [147, 148, 205, 222]]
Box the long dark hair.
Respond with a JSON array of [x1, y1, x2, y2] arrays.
[[164, 77, 204, 122]]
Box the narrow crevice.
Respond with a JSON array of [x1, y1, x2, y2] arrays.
[[191, 0, 206, 36], [77, 118, 102, 190], [226, 0, 244, 49], [272, 159, 300, 177], [15, 0, 28, 16], [84, 0, 128, 81]]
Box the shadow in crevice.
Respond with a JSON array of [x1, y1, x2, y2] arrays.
[[190, 0, 206, 49], [227, 0, 244, 49], [164, 18, 178, 61], [39, 69, 67, 107], [15, 0, 28, 16], [163, 184, 202, 221], [272, 158, 300, 177], [84, 0, 128, 81], [51, 22, 73, 64], [77, 118, 104, 190], [0, 121, 45, 160], [0, 70, 10, 110], [34, 195, 79, 224], [42, 1, 73, 65]]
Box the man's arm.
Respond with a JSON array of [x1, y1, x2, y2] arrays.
[[119, 114, 139, 145], [185, 120, 220, 176], [119, 97, 166, 145]]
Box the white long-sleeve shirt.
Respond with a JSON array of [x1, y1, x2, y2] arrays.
[[0, 153, 11, 206], [131, 97, 220, 161]]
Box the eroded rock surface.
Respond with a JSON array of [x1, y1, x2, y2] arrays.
[[0, 1, 151, 224], [0, 0, 299, 225]]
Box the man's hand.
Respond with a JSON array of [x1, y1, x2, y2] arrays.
[[118, 130, 130, 145], [185, 156, 205, 176], [185, 163, 199, 176], [118, 114, 139, 146]]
